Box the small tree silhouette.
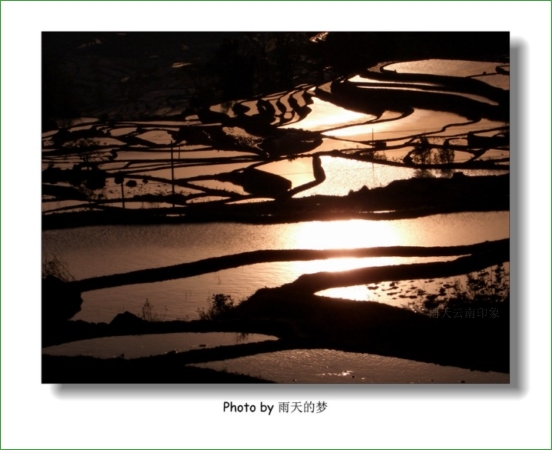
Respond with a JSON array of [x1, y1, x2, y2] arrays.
[[140, 298, 167, 322], [412, 137, 432, 165], [198, 294, 235, 320]]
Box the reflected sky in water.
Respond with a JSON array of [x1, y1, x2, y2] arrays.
[[281, 97, 376, 132], [324, 109, 469, 141]]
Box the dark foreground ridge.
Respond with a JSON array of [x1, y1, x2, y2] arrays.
[[43, 355, 273, 384]]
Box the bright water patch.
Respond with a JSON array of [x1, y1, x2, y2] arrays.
[[297, 156, 418, 195], [192, 349, 509, 383], [43, 212, 508, 323], [324, 109, 469, 141], [256, 158, 314, 189], [136, 130, 175, 145], [77, 255, 456, 322], [384, 59, 504, 77], [280, 97, 376, 132], [43, 212, 510, 280]]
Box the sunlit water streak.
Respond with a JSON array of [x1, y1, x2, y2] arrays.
[[323, 109, 470, 141], [298, 156, 417, 195], [77, 255, 458, 322], [43, 212, 508, 322], [357, 85, 498, 106], [256, 156, 418, 194], [280, 97, 376, 132]]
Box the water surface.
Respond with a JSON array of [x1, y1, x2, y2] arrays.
[[43, 332, 277, 358], [193, 349, 509, 383], [43, 212, 508, 322]]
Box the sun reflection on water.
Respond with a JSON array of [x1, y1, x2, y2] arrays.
[[281, 219, 400, 250], [284, 256, 401, 278], [280, 97, 376, 132]]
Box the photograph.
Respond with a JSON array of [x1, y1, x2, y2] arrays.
[[41, 31, 510, 384]]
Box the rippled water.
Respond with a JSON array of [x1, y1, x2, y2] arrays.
[[192, 349, 509, 384], [43, 211, 508, 322], [43, 332, 277, 358]]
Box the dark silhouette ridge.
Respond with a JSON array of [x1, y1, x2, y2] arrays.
[[72, 239, 508, 292], [231, 289, 509, 374], [316, 74, 508, 122], [42, 354, 274, 384], [43, 173, 509, 230], [42, 312, 295, 348], [42, 245, 509, 378], [285, 244, 509, 294], [363, 63, 508, 106], [42, 276, 83, 323], [43, 32, 508, 125], [320, 32, 509, 76]]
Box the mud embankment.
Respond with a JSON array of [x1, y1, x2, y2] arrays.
[[72, 239, 508, 292]]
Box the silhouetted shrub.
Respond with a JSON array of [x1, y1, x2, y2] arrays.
[[42, 253, 74, 282], [198, 294, 235, 320], [140, 298, 167, 322], [408, 264, 509, 316]]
